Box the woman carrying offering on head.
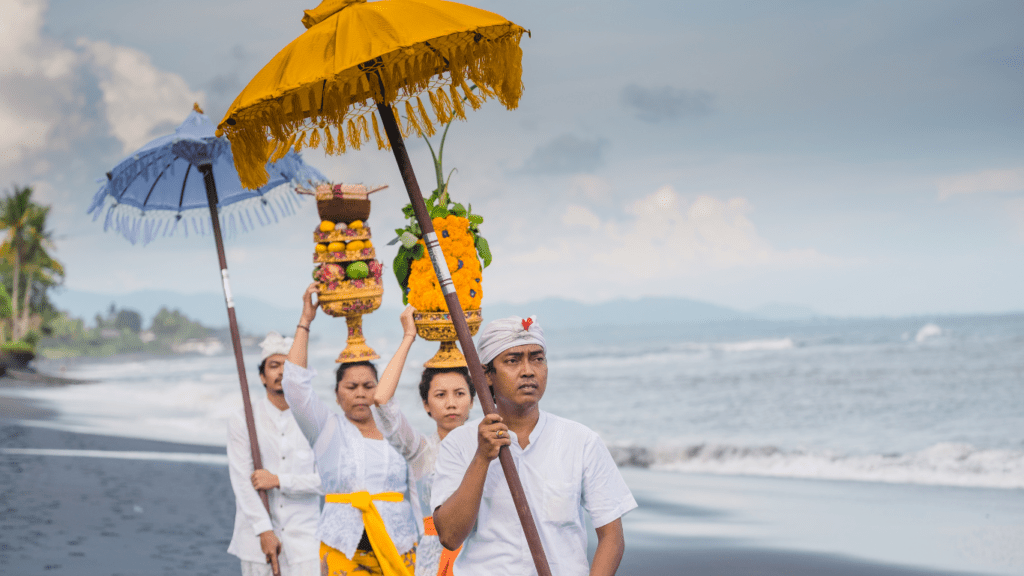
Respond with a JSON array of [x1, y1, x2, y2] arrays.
[[283, 283, 418, 576], [372, 305, 476, 576]]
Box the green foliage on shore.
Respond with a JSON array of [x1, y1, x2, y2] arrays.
[[0, 185, 64, 347], [38, 305, 216, 359], [1, 340, 36, 353]]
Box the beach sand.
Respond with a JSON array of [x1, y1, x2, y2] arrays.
[[1, 393, 1017, 576], [1, 411, 234, 576]]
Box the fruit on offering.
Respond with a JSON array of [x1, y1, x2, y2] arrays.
[[320, 220, 335, 232], [346, 240, 365, 251], [316, 243, 328, 253], [349, 220, 364, 229], [346, 261, 369, 279], [327, 241, 345, 253]]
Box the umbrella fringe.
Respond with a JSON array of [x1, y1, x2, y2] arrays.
[[371, 113, 386, 149], [220, 24, 526, 189], [415, 97, 435, 137], [324, 125, 336, 155], [91, 184, 306, 245]]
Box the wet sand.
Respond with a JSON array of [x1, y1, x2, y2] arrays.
[[0, 420, 233, 576], [2, 410, 1003, 575]]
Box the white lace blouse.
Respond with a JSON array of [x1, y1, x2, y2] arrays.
[[375, 398, 443, 576], [282, 362, 419, 558]]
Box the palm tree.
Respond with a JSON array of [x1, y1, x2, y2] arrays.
[[0, 186, 63, 341]]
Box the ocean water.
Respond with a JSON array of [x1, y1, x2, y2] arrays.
[[14, 313, 1024, 490]]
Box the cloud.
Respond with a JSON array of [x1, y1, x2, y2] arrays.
[[561, 204, 601, 230], [620, 84, 714, 123], [566, 175, 613, 203], [0, 0, 79, 164], [517, 134, 605, 175], [0, 0, 203, 172], [78, 38, 204, 154], [1005, 198, 1024, 241], [500, 185, 832, 301], [937, 168, 1024, 199]]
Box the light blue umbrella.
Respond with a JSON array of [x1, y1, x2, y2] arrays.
[[88, 107, 324, 565], [89, 107, 323, 245]]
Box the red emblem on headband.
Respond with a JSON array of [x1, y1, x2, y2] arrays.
[[521, 318, 533, 331]]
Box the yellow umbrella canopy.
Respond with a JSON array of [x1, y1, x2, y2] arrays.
[[217, 0, 527, 189], [220, 3, 550, 574]]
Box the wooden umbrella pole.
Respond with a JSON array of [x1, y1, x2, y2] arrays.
[[198, 163, 280, 576], [375, 102, 553, 576]]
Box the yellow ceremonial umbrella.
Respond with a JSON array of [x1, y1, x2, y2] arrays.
[[216, 1, 551, 574]]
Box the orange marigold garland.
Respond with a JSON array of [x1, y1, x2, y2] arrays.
[[406, 215, 483, 311]]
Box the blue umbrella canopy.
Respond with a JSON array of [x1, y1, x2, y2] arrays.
[[89, 108, 325, 245]]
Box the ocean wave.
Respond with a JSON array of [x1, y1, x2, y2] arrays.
[[914, 323, 943, 343], [553, 337, 797, 368], [712, 337, 795, 352], [607, 442, 1024, 489]]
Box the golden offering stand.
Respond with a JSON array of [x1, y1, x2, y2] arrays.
[[413, 308, 483, 368], [318, 289, 383, 363]]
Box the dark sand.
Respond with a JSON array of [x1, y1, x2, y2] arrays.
[[1, 419, 234, 576], [615, 546, 988, 576], [0, 392, 998, 576]]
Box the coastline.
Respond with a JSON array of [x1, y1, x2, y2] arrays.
[[3, 415, 1019, 575]]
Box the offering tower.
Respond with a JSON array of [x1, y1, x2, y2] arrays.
[[307, 183, 386, 363]]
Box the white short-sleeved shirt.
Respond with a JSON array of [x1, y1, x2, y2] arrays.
[[431, 410, 637, 576]]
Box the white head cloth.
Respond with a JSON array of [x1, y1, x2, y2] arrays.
[[476, 316, 546, 365], [259, 331, 293, 361]]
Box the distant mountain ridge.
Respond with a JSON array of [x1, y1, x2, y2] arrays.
[[51, 290, 809, 335], [483, 297, 752, 328]]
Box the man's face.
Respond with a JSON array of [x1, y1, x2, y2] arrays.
[[487, 344, 547, 411], [261, 354, 287, 399]]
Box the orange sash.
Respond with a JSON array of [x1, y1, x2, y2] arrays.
[[422, 516, 461, 576]]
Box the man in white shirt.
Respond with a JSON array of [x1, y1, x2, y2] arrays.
[[431, 317, 637, 576], [227, 332, 323, 576]]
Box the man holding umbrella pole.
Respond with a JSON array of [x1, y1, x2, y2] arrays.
[[227, 332, 323, 576], [431, 317, 637, 575]]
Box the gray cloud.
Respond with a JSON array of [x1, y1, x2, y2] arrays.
[[621, 84, 714, 123], [517, 134, 605, 176]]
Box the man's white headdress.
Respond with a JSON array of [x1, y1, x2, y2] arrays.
[[476, 316, 546, 365], [259, 331, 293, 361]]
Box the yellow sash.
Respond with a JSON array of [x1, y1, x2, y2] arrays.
[[325, 491, 412, 576]]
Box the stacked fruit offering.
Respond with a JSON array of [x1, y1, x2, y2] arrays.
[[313, 217, 384, 316]]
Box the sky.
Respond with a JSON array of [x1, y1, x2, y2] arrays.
[[1, 0, 1022, 318]]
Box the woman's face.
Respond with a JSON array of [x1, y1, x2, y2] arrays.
[[336, 365, 378, 423], [422, 372, 474, 434]]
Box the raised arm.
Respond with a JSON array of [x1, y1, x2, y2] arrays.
[[373, 305, 438, 479], [288, 283, 317, 369], [282, 283, 330, 445], [373, 305, 417, 407]]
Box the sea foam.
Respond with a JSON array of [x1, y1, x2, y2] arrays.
[[608, 441, 1024, 489]]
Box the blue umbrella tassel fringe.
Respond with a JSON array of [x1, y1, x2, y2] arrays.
[[92, 183, 306, 246]]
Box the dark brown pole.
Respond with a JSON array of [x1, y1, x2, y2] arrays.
[[198, 163, 280, 576], [376, 102, 553, 576]]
